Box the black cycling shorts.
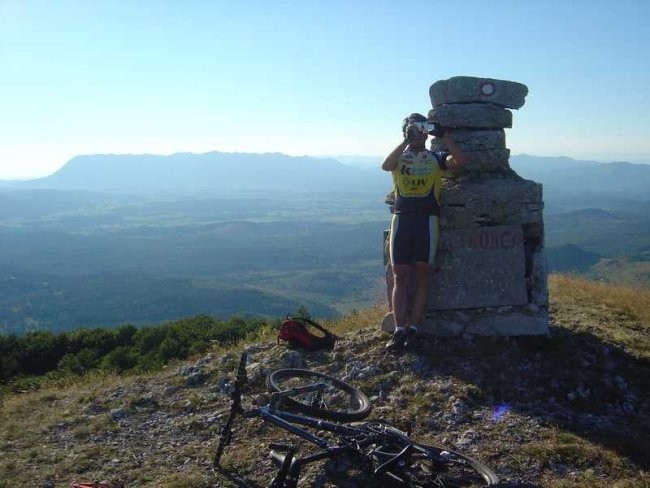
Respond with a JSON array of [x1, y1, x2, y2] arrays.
[[389, 213, 439, 266]]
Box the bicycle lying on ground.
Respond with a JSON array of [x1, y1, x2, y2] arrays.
[[214, 351, 500, 487]]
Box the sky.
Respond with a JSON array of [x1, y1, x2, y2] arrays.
[[1, 0, 649, 179]]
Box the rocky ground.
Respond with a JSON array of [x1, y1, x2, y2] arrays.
[[3, 311, 647, 488]]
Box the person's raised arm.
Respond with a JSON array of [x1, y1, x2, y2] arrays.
[[381, 140, 408, 171]]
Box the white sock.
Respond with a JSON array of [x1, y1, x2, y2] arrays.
[[395, 326, 406, 332]]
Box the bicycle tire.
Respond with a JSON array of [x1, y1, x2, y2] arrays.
[[267, 369, 371, 422], [372, 439, 499, 487]]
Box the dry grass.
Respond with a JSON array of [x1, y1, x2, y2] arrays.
[[549, 274, 650, 358], [550, 274, 650, 325], [1, 275, 649, 487], [321, 304, 387, 335], [591, 257, 650, 288]]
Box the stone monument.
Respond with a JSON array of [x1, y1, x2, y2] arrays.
[[382, 76, 549, 336]]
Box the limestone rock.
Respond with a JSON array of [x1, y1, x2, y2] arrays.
[[530, 251, 549, 307], [429, 104, 512, 129], [281, 350, 305, 368], [419, 318, 464, 336], [465, 313, 549, 336], [430, 129, 506, 152], [110, 408, 128, 421], [439, 178, 543, 228], [430, 76, 528, 109], [380, 312, 395, 332], [457, 148, 511, 173]]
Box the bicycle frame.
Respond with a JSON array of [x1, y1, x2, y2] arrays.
[[237, 401, 417, 487], [258, 406, 378, 487], [258, 401, 369, 449], [217, 378, 350, 486], [213, 353, 409, 480], [214, 352, 499, 487]]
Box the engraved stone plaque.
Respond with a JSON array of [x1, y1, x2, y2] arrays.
[[429, 225, 527, 309]]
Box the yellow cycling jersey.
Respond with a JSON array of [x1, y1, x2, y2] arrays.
[[392, 148, 448, 215]]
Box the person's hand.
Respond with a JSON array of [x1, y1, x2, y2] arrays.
[[405, 124, 418, 143], [428, 122, 446, 138]]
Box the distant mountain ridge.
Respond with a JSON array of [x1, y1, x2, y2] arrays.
[[1, 151, 648, 207], [7, 151, 387, 194], [507, 154, 650, 212], [510, 154, 650, 196]]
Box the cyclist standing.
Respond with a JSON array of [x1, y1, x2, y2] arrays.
[[381, 113, 467, 352]]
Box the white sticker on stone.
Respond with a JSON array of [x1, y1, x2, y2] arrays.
[[481, 82, 495, 96]]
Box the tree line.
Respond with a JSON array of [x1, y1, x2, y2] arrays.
[[0, 314, 276, 384]]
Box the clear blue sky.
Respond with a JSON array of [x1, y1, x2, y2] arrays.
[[1, 0, 649, 179]]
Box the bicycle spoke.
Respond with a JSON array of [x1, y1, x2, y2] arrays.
[[268, 369, 371, 421]]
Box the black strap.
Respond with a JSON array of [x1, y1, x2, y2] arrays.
[[286, 314, 338, 339]]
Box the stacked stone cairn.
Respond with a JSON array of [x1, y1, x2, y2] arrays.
[[382, 76, 549, 336]]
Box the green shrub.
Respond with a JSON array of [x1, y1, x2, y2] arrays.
[[0, 314, 271, 383], [100, 346, 139, 372], [58, 348, 99, 374]]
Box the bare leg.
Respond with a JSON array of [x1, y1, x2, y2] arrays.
[[409, 262, 434, 327], [391, 264, 412, 328], [385, 264, 394, 311]]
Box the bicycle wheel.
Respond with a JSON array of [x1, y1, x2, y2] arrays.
[[267, 369, 371, 422], [368, 430, 499, 487]]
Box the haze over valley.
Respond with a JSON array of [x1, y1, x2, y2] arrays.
[[1, 152, 648, 334]]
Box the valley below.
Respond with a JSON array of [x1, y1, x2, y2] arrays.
[[1, 152, 649, 334]]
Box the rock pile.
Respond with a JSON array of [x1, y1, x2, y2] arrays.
[[384, 76, 548, 336]]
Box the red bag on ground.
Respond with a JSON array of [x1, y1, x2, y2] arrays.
[[277, 315, 337, 351]]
